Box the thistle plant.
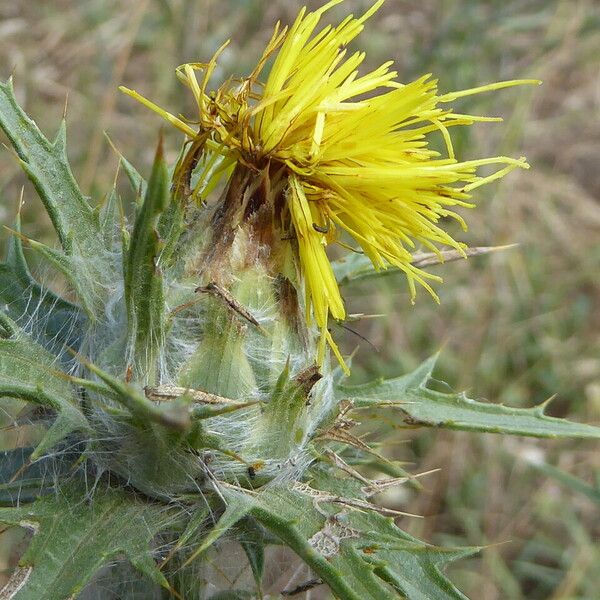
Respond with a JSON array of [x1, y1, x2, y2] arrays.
[[1, 2, 599, 599]]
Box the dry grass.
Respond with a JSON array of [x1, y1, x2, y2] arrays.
[[1, 1, 599, 598]]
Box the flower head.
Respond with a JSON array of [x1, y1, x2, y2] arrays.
[[121, 0, 537, 367]]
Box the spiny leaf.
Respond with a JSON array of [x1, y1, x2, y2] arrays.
[[0, 79, 97, 253], [190, 400, 259, 420], [0, 333, 88, 458], [121, 155, 148, 200], [0, 311, 17, 338], [164, 504, 211, 562], [0, 447, 76, 506], [337, 355, 600, 439], [124, 138, 169, 381], [0, 484, 175, 599], [179, 297, 256, 400], [347, 510, 474, 600], [237, 518, 269, 595], [157, 198, 186, 270], [181, 495, 253, 568], [222, 485, 472, 600], [1, 214, 84, 354], [76, 356, 190, 431], [0, 78, 114, 317], [240, 538, 264, 595], [16, 233, 97, 319], [97, 188, 120, 251], [250, 362, 318, 458], [105, 132, 148, 200]]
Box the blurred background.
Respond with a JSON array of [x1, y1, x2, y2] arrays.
[[0, 0, 599, 598]]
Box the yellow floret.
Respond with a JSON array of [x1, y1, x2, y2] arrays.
[[120, 0, 539, 370]]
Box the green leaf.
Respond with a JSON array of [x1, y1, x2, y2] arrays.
[[179, 299, 256, 400], [348, 510, 473, 600], [0, 334, 88, 458], [221, 485, 472, 600], [0, 311, 17, 338], [250, 362, 314, 458], [0, 447, 75, 506], [120, 154, 148, 199], [0, 447, 46, 505], [238, 519, 266, 594], [76, 356, 190, 431], [1, 215, 84, 354], [0, 484, 174, 599], [302, 469, 474, 600], [124, 139, 169, 381], [24, 236, 97, 319], [0, 79, 114, 318], [170, 504, 211, 554], [97, 188, 120, 251], [157, 199, 186, 269], [337, 355, 600, 439], [105, 134, 147, 202], [240, 541, 264, 594], [0, 79, 99, 255], [81, 563, 164, 600], [181, 495, 253, 568]]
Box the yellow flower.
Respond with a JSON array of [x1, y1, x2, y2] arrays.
[[120, 0, 538, 369]]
